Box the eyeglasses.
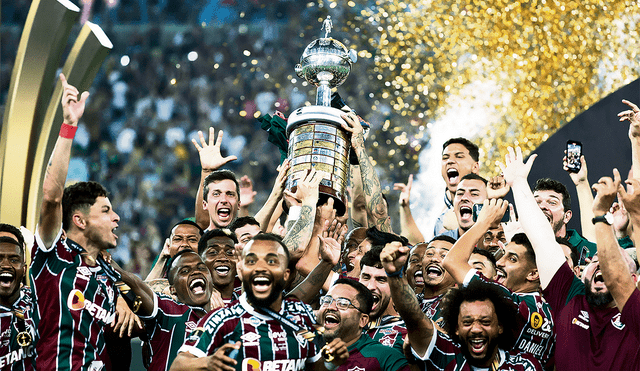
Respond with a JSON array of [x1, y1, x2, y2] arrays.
[[319, 295, 364, 313]]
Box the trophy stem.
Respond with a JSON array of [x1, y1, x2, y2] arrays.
[[316, 80, 332, 106]]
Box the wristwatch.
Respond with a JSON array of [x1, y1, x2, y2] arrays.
[[592, 213, 614, 225]]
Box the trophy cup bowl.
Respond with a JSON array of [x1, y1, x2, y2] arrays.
[[295, 38, 355, 89]]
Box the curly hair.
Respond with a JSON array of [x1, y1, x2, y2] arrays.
[[441, 279, 519, 350], [61, 181, 108, 231]]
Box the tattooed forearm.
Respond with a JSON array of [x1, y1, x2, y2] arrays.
[[283, 205, 314, 254], [146, 278, 170, 294], [388, 277, 431, 330], [353, 138, 389, 231]]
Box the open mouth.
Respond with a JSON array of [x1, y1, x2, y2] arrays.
[[495, 268, 506, 284], [214, 265, 231, 277], [112, 226, 118, 239], [469, 338, 487, 355], [252, 276, 272, 293], [217, 208, 231, 220], [414, 270, 424, 285], [425, 264, 443, 280], [542, 211, 553, 224], [323, 312, 341, 329], [0, 272, 14, 288], [189, 277, 207, 295], [459, 205, 473, 221], [592, 270, 606, 289], [371, 293, 380, 310], [447, 168, 460, 184]]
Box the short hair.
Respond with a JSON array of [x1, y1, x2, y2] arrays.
[[459, 173, 488, 186], [0, 224, 24, 249], [0, 236, 22, 251], [428, 235, 457, 246], [203, 170, 239, 202], [332, 278, 374, 315], [556, 237, 578, 267], [533, 178, 571, 211], [442, 138, 480, 162], [360, 245, 383, 270], [167, 249, 200, 285], [472, 247, 497, 270], [245, 233, 290, 265], [510, 233, 536, 268], [229, 216, 260, 233], [365, 227, 408, 250], [171, 219, 204, 236], [198, 229, 238, 256], [62, 181, 108, 231], [441, 279, 518, 350]]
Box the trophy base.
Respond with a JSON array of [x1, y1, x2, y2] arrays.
[[286, 106, 350, 216]]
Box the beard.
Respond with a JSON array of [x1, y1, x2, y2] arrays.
[[585, 280, 614, 307], [244, 277, 286, 309], [459, 336, 501, 367]]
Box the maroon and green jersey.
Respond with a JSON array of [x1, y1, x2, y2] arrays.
[[366, 315, 407, 352], [465, 270, 555, 367], [140, 293, 206, 371], [337, 334, 410, 371], [30, 230, 117, 371], [0, 286, 34, 371], [542, 262, 640, 370], [413, 329, 542, 371], [419, 293, 445, 329], [179, 293, 321, 370]]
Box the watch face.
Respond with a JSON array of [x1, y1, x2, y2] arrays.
[[605, 213, 614, 225]]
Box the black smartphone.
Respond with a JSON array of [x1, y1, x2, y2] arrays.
[[472, 203, 510, 223], [566, 140, 582, 173]]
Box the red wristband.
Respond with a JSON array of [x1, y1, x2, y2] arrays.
[[59, 123, 78, 139]]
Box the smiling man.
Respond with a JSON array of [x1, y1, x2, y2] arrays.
[[319, 279, 410, 371], [0, 234, 34, 370], [202, 170, 241, 230], [405, 242, 428, 294], [114, 250, 214, 371], [418, 236, 457, 326], [381, 242, 542, 371], [439, 174, 488, 240], [171, 233, 324, 371], [197, 229, 241, 305]]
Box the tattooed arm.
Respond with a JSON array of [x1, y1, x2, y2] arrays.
[[282, 169, 324, 257], [341, 113, 390, 232], [381, 242, 434, 358], [349, 165, 368, 229]]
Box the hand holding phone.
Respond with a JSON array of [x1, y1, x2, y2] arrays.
[[565, 140, 582, 173], [472, 203, 510, 223]]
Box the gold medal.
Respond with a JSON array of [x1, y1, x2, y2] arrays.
[[16, 331, 31, 347], [296, 329, 316, 341], [321, 345, 334, 362]]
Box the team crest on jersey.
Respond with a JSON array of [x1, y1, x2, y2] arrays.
[[294, 331, 308, 347], [0, 329, 10, 339], [380, 335, 395, 346], [611, 313, 625, 330], [530, 312, 543, 329], [286, 314, 302, 323], [240, 332, 261, 346], [348, 367, 365, 371]]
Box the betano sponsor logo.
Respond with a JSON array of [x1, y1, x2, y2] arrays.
[[0, 346, 33, 367], [241, 357, 306, 371], [67, 289, 115, 323]]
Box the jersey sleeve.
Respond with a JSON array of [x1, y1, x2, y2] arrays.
[[31, 227, 75, 275], [178, 307, 234, 358], [379, 346, 410, 371], [542, 262, 584, 315]]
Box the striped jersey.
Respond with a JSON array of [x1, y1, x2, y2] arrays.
[[0, 286, 34, 371], [140, 293, 206, 371], [337, 334, 410, 371], [366, 315, 407, 352], [465, 270, 555, 367], [419, 293, 446, 329], [179, 293, 321, 370], [413, 329, 542, 371], [30, 230, 117, 371]]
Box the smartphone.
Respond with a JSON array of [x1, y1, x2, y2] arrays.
[[566, 140, 582, 173], [472, 203, 510, 223]]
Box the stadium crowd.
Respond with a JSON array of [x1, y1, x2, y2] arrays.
[[3, 1, 640, 371]]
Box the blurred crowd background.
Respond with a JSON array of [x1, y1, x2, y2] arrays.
[[1, 0, 407, 276]]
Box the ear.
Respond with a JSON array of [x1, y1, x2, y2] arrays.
[[563, 210, 572, 224], [359, 313, 369, 329], [498, 323, 503, 335], [527, 268, 539, 282], [202, 199, 208, 211], [170, 285, 176, 296], [72, 213, 86, 230], [472, 162, 480, 174], [283, 268, 290, 283]]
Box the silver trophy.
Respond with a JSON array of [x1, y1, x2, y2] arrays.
[[286, 17, 357, 216]]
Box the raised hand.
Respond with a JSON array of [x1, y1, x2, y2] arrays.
[[477, 198, 509, 226], [496, 146, 537, 186], [239, 175, 257, 207], [207, 341, 240, 371], [322, 338, 350, 367], [486, 174, 510, 199], [393, 174, 413, 207], [318, 219, 347, 265], [284, 169, 325, 207], [380, 241, 410, 275], [60, 73, 89, 126], [192, 127, 237, 171], [619, 178, 640, 218], [340, 112, 364, 147], [563, 153, 589, 185], [618, 100, 640, 139], [610, 201, 629, 238], [591, 169, 621, 216]]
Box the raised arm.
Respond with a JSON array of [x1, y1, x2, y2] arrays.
[[498, 147, 565, 289], [394, 174, 425, 245], [349, 165, 368, 229], [592, 170, 637, 310], [380, 241, 433, 358], [443, 198, 508, 283], [618, 100, 640, 178], [112, 260, 156, 317], [254, 160, 290, 232], [192, 128, 237, 229], [282, 169, 323, 257], [39, 74, 90, 247], [341, 113, 390, 232], [563, 155, 596, 241]]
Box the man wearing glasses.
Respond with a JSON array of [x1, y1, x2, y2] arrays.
[[318, 278, 410, 371]]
